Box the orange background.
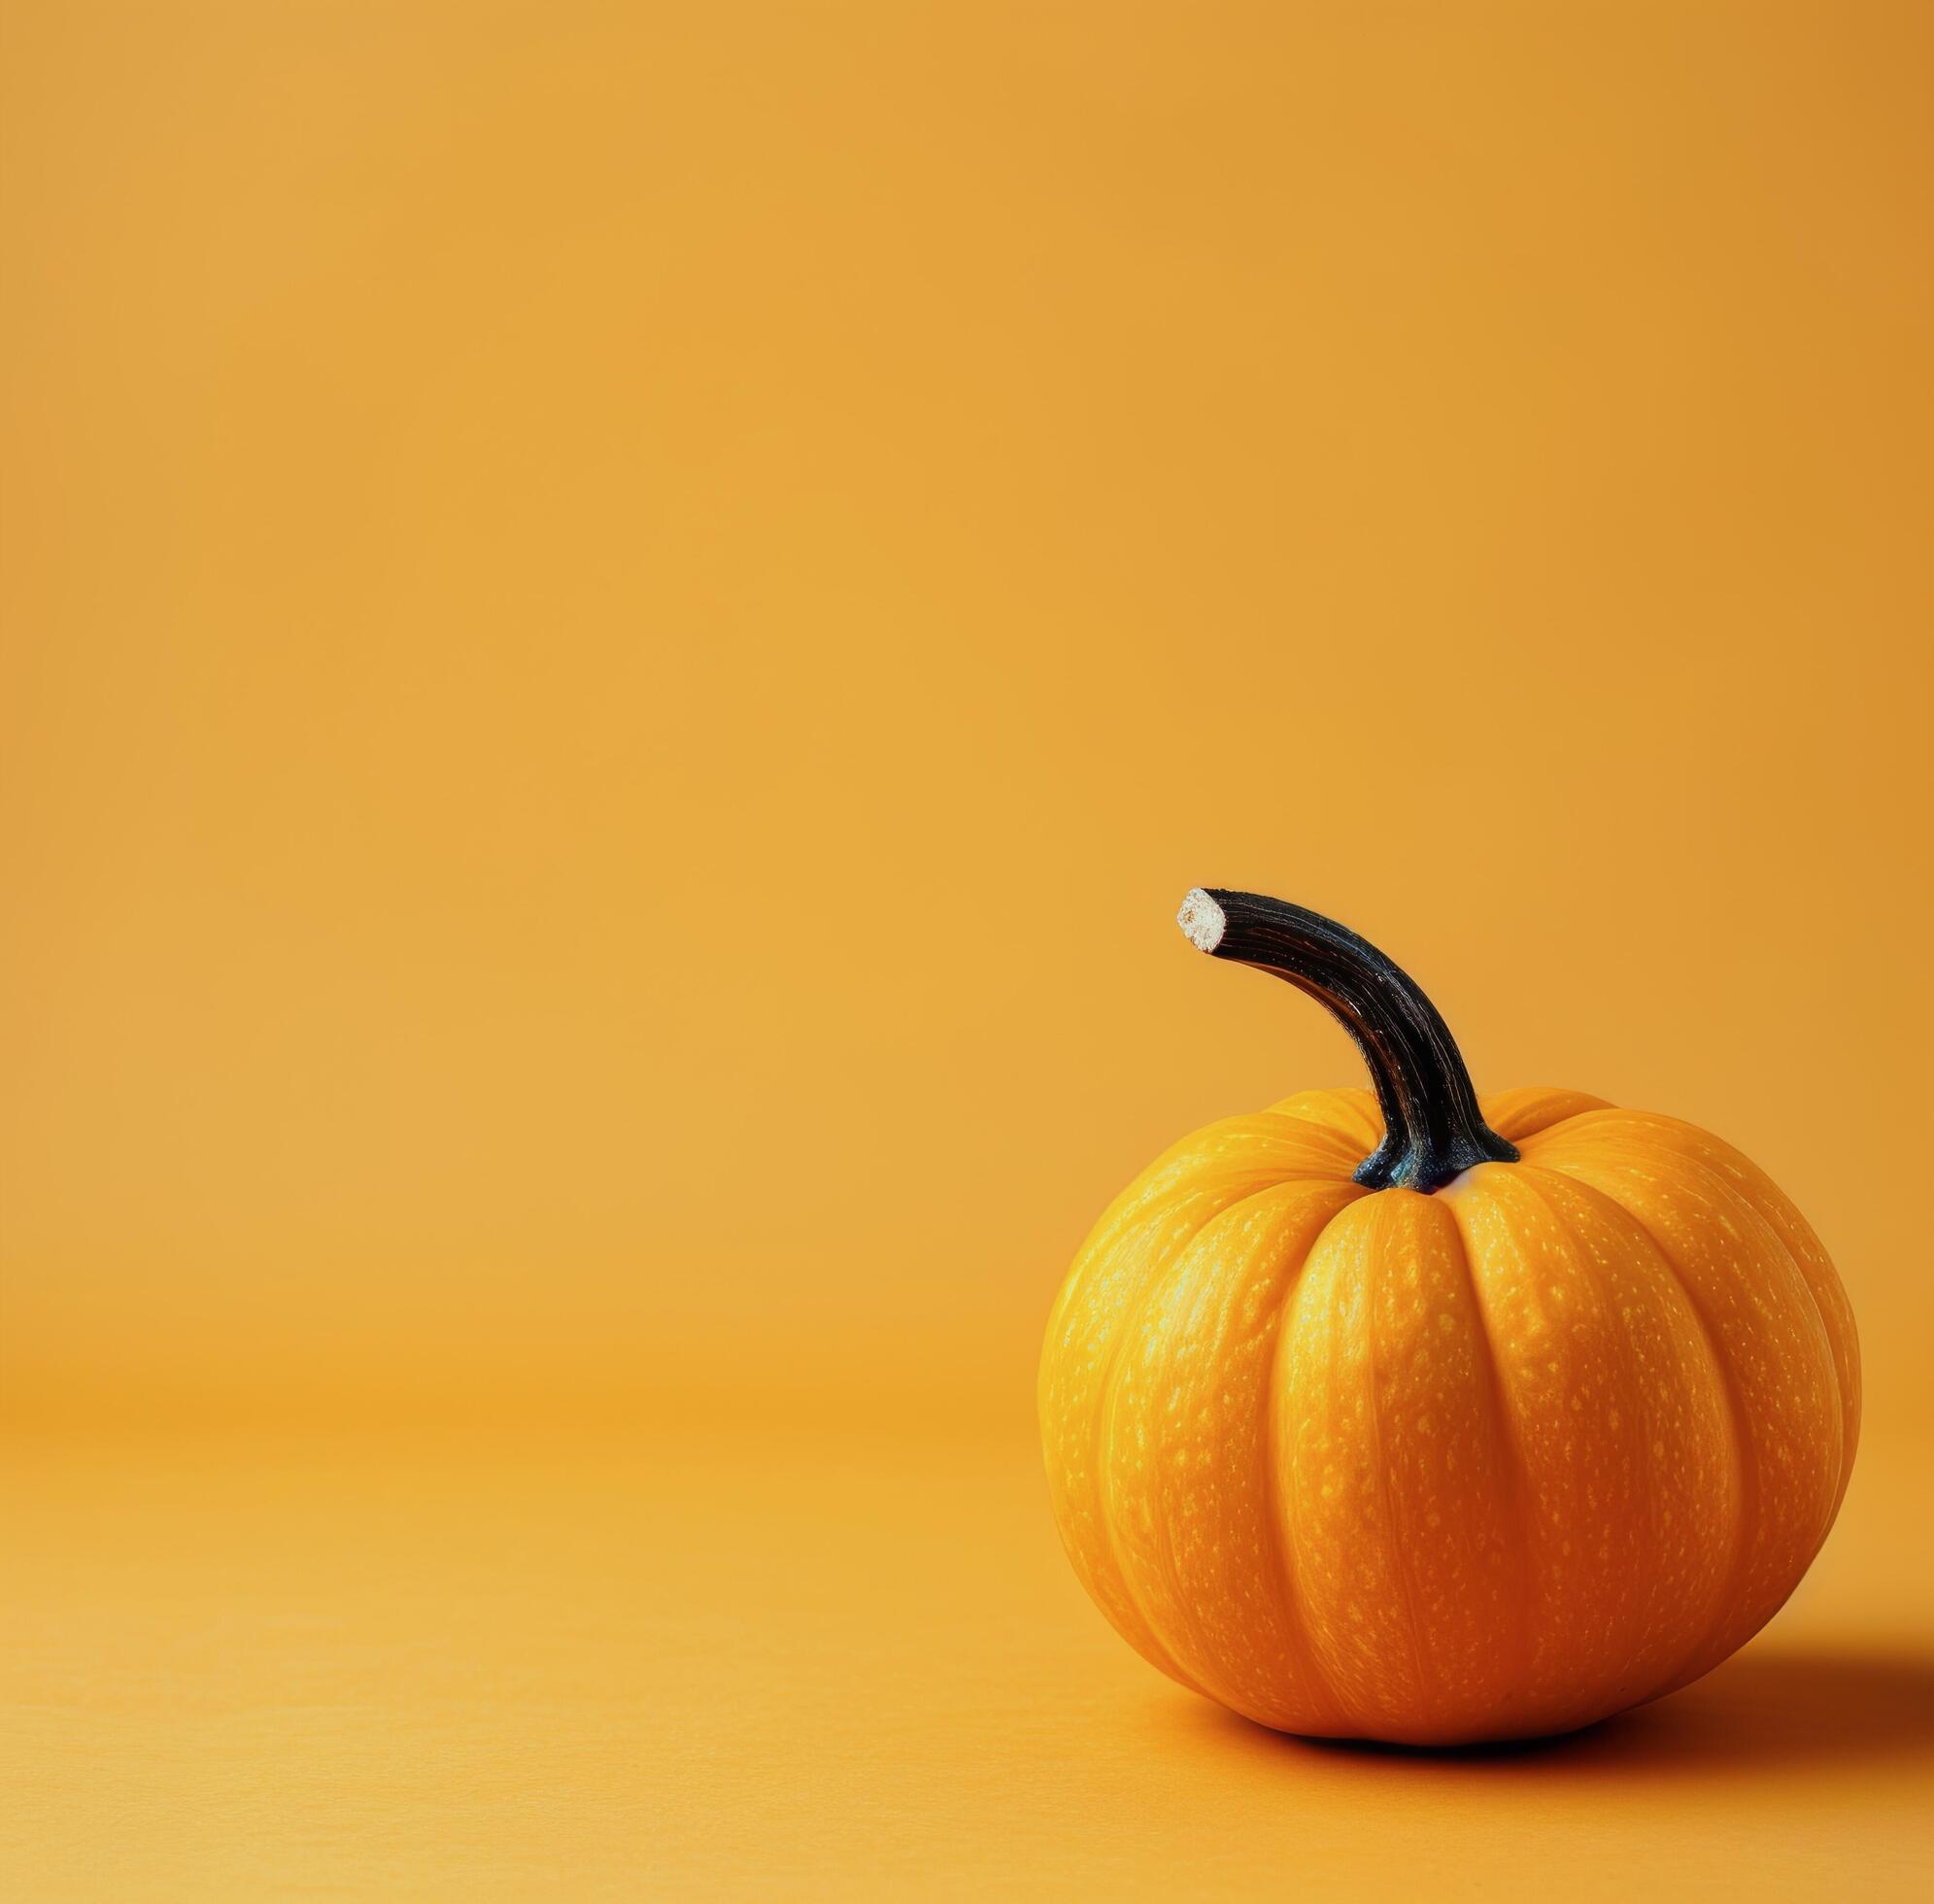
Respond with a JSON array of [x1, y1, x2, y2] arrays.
[[2, 2, 1930, 1896]]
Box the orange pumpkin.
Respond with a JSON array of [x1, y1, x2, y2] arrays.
[[1038, 889, 1859, 1745]]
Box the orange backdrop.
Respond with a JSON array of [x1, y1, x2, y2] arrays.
[[5, 0, 1928, 1441]]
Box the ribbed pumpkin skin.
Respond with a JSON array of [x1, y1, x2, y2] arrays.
[[1038, 1085, 1859, 1746]]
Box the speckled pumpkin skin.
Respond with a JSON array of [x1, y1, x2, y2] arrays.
[[1038, 1085, 1859, 1745]]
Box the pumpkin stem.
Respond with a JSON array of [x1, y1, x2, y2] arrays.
[[1177, 888, 1519, 1193]]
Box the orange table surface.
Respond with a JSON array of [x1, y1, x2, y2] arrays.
[[4, 1420, 1929, 1899]]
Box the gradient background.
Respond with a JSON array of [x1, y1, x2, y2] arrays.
[[3, 2, 1930, 1896]]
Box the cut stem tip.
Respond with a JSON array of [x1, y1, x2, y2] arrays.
[[1177, 888, 1227, 954]]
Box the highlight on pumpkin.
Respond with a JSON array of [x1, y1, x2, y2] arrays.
[[1038, 891, 1859, 1746]]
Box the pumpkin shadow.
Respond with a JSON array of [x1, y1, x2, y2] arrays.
[[1190, 1644, 1934, 1781]]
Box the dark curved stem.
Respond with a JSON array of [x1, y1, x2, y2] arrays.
[[1178, 888, 1518, 1193]]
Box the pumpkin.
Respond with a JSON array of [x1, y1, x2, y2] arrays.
[[1038, 889, 1859, 1746]]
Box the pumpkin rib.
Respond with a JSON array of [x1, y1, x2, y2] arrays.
[[1277, 1190, 1509, 1741], [1620, 1211, 1763, 1699], [1248, 1224, 1364, 1735], [1142, 1180, 1359, 1730], [1069, 1114, 1355, 1265], [1257, 1259, 1360, 1736], [1509, 1162, 1749, 1712], [1247, 1110, 1377, 1181], [1753, 1222, 1857, 1529], [1090, 1171, 1346, 1702], [1582, 1111, 1859, 1532], [1044, 1105, 1381, 1699], [1045, 1173, 1282, 1695], [1361, 1199, 1443, 1730], [1095, 1206, 1236, 1702], [1523, 1106, 1856, 1462], [1472, 1167, 1653, 1727], [1269, 1086, 1384, 1154], [1527, 1137, 1794, 1697], [1478, 1088, 1614, 1144], [1523, 1122, 1841, 1686], [1085, 1193, 1236, 1700], [1673, 1152, 1849, 1561], [1278, 1201, 1407, 1736], [1630, 1147, 1851, 1688], [1445, 1179, 1537, 1731]]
